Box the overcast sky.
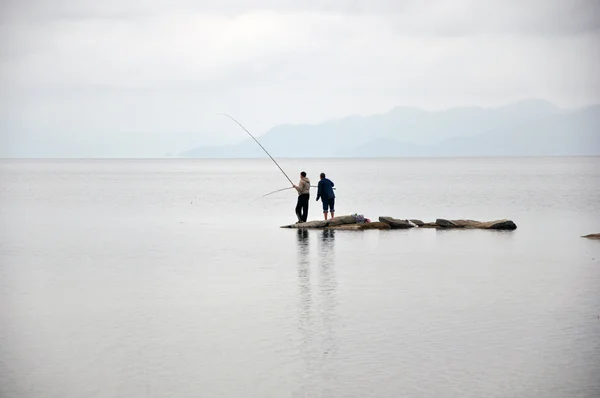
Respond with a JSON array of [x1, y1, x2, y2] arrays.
[[0, 0, 599, 156]]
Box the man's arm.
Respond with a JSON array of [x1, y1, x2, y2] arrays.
[[316, 181, 322, 201]]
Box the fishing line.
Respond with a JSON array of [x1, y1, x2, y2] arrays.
[[219, 113, 294, 186], [261, 185, 336, 198], [261, 186, 295, 198]]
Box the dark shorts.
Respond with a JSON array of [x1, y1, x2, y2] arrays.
[[322, 197, 335, 213]]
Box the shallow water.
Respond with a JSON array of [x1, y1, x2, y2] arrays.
[[1, 157, 599, 398]]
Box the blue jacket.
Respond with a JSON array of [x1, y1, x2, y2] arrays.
[[316, 178, 335, 201]]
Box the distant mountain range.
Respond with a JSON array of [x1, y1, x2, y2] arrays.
[[181, 99, 600, 158]]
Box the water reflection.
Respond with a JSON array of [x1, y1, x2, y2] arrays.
[[317, 229, 338, 395], [295, 229, 313, 396], [321, 229, 336, 246], [296, 229, 310, 254], [296, 229, 311, 317], [294, 229, 338, 397]]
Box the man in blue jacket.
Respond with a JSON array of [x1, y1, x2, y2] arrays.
[[316, 172, 335, 220]]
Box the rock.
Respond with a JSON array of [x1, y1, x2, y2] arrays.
[[485, 220, 517, 230], [435, 219, 461, 228], [359, 222, 391, 230], [418, 219, 517, 230], [280, 215, 363, 229], [378, 216, 415, 229], [582, 233, 600, 240], [327, 215, 358, 226], [332, 222, 391, 230], [421, 222, 440, 229], [281, 216, 518, 231], [281, 220, 329, 229], [450, 219, 517, 230]]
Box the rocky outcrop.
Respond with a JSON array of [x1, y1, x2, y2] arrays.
[[435, 219, 460, 228], [378, 217, 415, 229], [330, 222, 391, 231], [283, 220, 329, 229], [421, 219, 517, 230], [281, 216, 362, 229], [327, 215, 358, 226], [582, 233, 600, 240], [281, 216, 517, 231], [461, 219, 517, 230]]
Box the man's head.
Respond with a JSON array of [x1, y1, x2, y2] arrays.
[[320, 173, 326, 179], [300, 171, 306, 178]]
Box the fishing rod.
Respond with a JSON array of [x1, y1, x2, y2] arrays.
[[219, 113, 294, 187]]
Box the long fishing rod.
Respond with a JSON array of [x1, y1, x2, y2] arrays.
[[219, 113, 294, 187]]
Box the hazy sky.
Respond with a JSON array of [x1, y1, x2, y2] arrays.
[[1, 0, 599, 156]]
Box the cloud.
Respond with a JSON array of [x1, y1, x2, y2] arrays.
[[2, 0, 598, 33]]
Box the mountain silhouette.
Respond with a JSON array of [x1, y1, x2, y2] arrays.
[[181, 99, 600, 158]]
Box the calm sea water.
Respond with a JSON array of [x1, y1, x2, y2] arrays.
[[1, 157, 599, 398]]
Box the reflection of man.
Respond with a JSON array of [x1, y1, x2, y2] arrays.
[[322, 229, 335, 243], [296, 229, 310, 263], [295, 227, 311, 394], [320, 229, 335, 257], [317, 228, 336, 374], [297, 228, 309, 246]]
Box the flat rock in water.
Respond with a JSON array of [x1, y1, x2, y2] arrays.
[[281, 216, 517, 231], [378, 216, 415, 229], [421, 222, 441, 229], [331, 222, 391, 230], [327, 215, 358, 226], [582, 233, 600, 240], [361, 222, 392, 230], [451, 219, 517, 230], [484, 220, 517, 230], [419, 219, 517, 230], [280, 215, 358, 229], [435, 219, 461, 228], [281, 220, 329, 229], [421, 222, 439, 229]]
